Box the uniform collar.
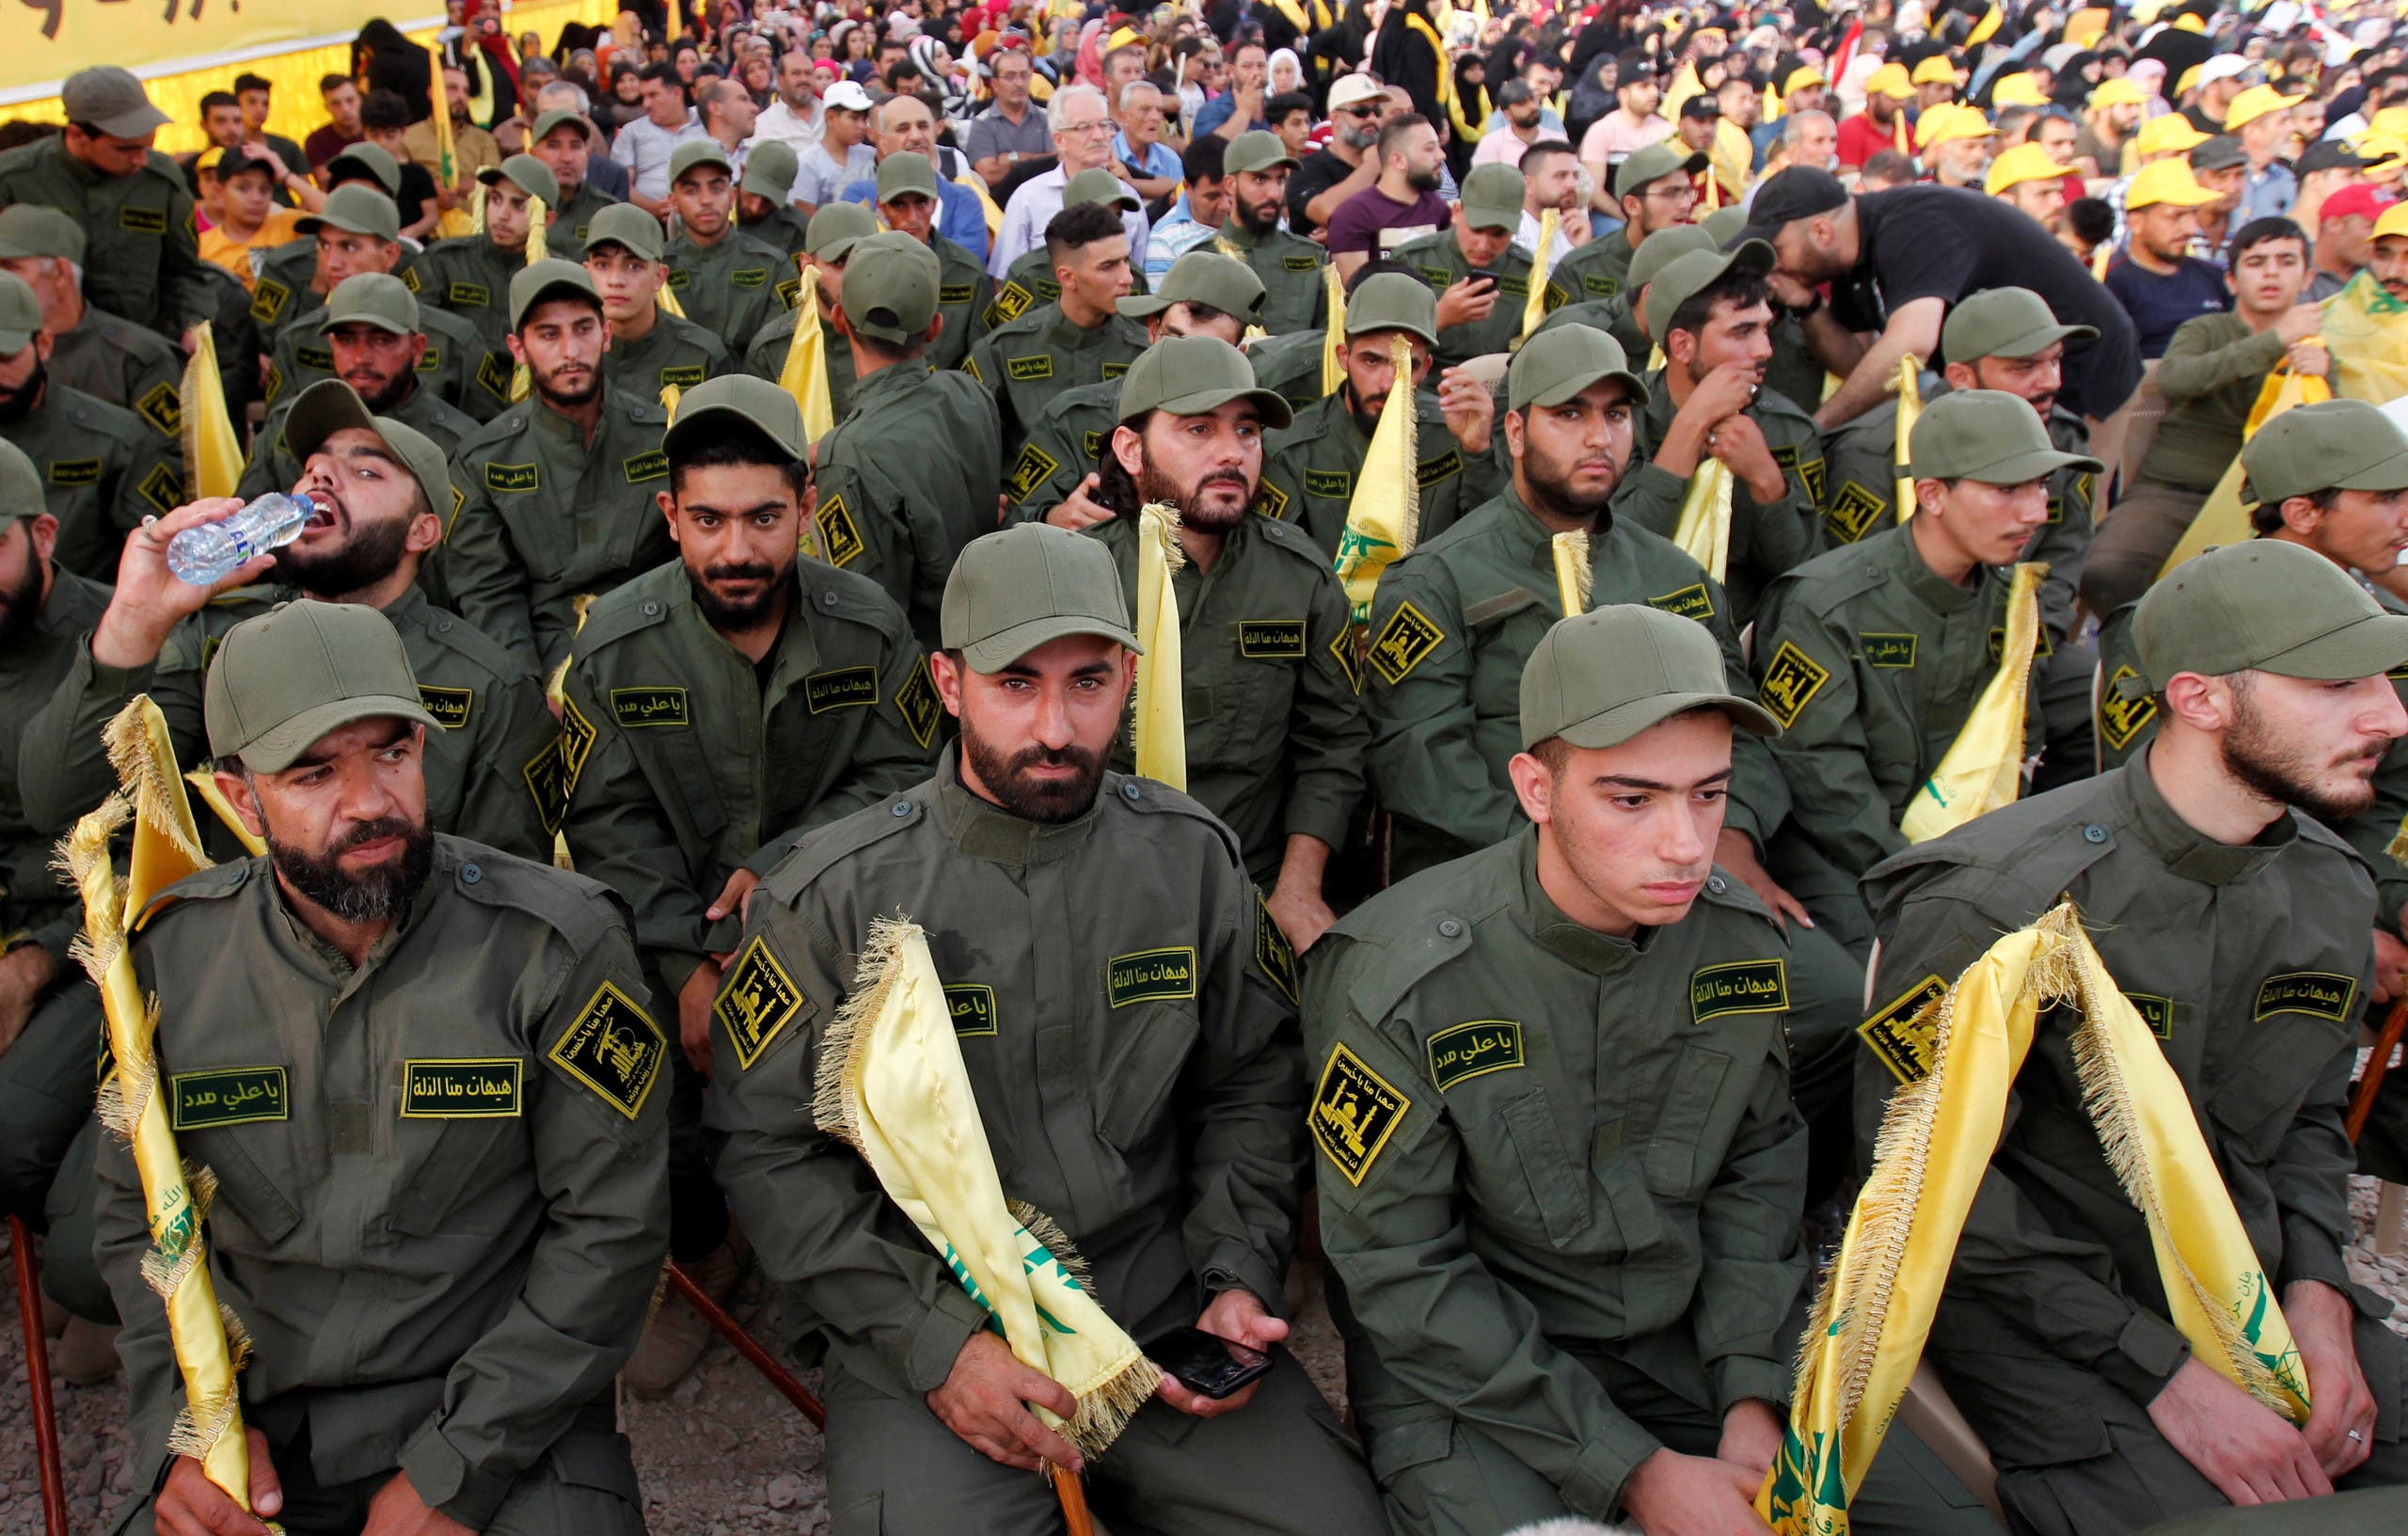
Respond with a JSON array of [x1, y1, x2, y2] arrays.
[[1513, 828, 1646, 974], [933, 742, 1104, 866], [852, 358, 929, 405], [1875, 521, 1986, 613], [1044, 301, 1124, 345], [2115, 744, 2296, 886], [1494, 483, 1612, 559]]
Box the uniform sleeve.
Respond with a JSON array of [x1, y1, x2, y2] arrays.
[[162, 183, 216, 334], [397, 915, 671, 1528], [1000, 407, 1094, 524], [440, 464, 542, 672], [2153, 320, 2285, 404], [744, 641, 942, 876], [94, 428, 184, 575], [1690, 1021, 1808, 1413], [1280, 573, 1370, 852], [1755, 596, 1902, 878], [1605, 459, 1689, 543], [811, 459, 915, 632], [19, 635, 210, 837], [450, 665, 561, 863], [2032, 466, 2094, 641], [559, 657, 714, 999], [1307, 951, 1665, 1519], [2270, 961, 2374, 1297], [1362, 561, 1522, 856]]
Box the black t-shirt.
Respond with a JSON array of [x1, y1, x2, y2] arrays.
[[1286, 147, 1356, 238], [2103, 256, 2233, 359], [1833, 185, 2144, 420], [393, 163, 438, 231]]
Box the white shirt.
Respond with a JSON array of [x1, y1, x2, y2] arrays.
[[1515, 208, 1576, 275], [610, 112, 712, 201], [988, 164, 1151, 278], [753, 97, 826, 154]]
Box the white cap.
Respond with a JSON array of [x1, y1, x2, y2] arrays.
[[2198, 55, 2251, 87], [1327, 73, 1389, 112], [824, 80, 875, 112]]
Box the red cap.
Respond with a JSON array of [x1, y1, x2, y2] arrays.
[[2321, 184, 2396, 225]]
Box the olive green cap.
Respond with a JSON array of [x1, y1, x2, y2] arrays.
[[1642, 239, 1773, 343], [876, 150, 943, 204], [479, 153, 560, 207], [60, 67, 170, 139], [325, 141, 404, 197], [666, 139, 734, 186], [280, 378, 455, 527], [531, 107, 591, 145], [1908, 388, 2102, 483], [839, 231, 940, 343], [1342, 271, 1441, 349], [665, 372, 808, 460], [582, 201, 666, 262], [1624, 225, 1718, 301], [205, 599, 440, 772], [1117, 249, 1264, 323], [1941, 285, 2097, 363], [743, 139, 800, 202], [0, 272, 40, 355], [2241, 399, 2408, 504], [1064, 167, 1140, 211], [942, 523, 1142, 673], [0, 440, 45, 524], [2132, 538, 2408, 688], [1116, 335, 1292, 428], [0, 205, 84, 264], [1700, 204, 1749, 244], [508, 257, 601, 328], [1225, 129, 1300, 177], [295, 184, 401, 243], [314, 272, 419, 336], [1508, 322, 1649, 411], [1520, 604, 1780, 750], [806, 201, 879, 261], [1459, 163, 1527, 231], [1612, 140, 1709, 201]]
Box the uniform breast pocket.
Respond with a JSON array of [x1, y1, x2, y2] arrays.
[[1640, 1042, 1735, 1200], [390, 1057, 536, 1237], [1465, 596, 1548, 720], [1457, 1088, 1591, 1250], [2210, 1009, 2352, 1158], [183, 1131, 306, 1249], [1094, 1001, 1201, 1150]]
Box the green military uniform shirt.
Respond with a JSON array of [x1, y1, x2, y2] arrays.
[[1548, 230, 1639, 307], [812, 361, 1004, 652], [740, 205, 813, 260], [94, 838, 668, 1526], [48, 303, 181, 421], [1210, 222, 1327, 337], [661, 229, 788, 352], [1613, 371, 1830, 625], [441, 387, 677, 673], [739, 307, 861, 420], [916, 231, 990, 373], [554, 181, 622, 245], [964, 300, 1148, 449], [1362, 487, 1785, 879], [1089, 512, 1369, 883], [1262, 389, 1507, 558], [1539, 295, 1646, 369], [248, 240, 425, 339], [976, 245, 1152, 339], [999, 375, 1119, 519], [1306, 830, 1804, 1520], [4, 381, 184, 580], [413, 233, 569, 357], [1246, 328, 1328, 412], [236, 377, 482, 502], [0, 140, 213, 340], [0, 569, 110, 970], [1392, 229, 1563, 369], [2139, 311, 2281, 494], [706, 752, 1304, 1402], [559, 557, 939, 998], [602, 309, 730, 399], [20, 584, 558, 864], [266, 301, 507, 424]]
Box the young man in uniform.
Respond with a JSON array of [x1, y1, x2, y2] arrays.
[[415, 154, 578, 361], [738, 202, 874, 418], [0, 205, 182, 420], [1549, 141, 1707, 307], [707, 522, 1389, 1536], [1213, 131, 1329, 337], [658, 140, 790, 353], [871, 152, 990, 374], [1311, 604, 1989, 1536], [529, 106, 623, 244], [96, 599, 666, 1535], [981, 169, 1151, 339], [1393, 162, 1549, 370], [966, 201, 1150, 451], [581, 201, 731, 400], [1859, 539, 2408, 1532], [735, 140, 812, 259]]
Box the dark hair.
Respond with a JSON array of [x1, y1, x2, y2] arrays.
[[320, 73, 355, 97], [359, 89, 411, 134], [2250, 482, 2339, 535], [1344, 257, 1418, 295], [2229, 215, 2309, 266], [1265, 90, 1314, 128], [639, 61, 682, 87], [233, 73, 271, 96], [1093, 412, 1146, 518], [1377, 112, 1433, 162], [1861, 148, 1917, 184], [668, 417, 811, 499], [1044, 200, 1127, 264], [1181, 133, 1228, 182], [199, 90, 240, 117], [1521, 137, 1577, 176], [2067, 196, 2116, 245], [1666, 270, 1771, 347]]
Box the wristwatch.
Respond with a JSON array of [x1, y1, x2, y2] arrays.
[[1787, 290, 1824, 320]]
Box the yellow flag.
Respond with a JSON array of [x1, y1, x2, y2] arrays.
[[1900, 562, 2045, 842], [1333, 336, 1420, 625], [2157, 370, 2333, 579], [2316, 271, 2408, 404], [659, 383, 682, 418], [1763, 81, 1782, 122], [59, 700, 264, 1518], [1762, 905, 2310, 1533], [509, 194, 549, 404], [779, 266, 837, 441], [429, 42, 476, 241], [180, 323, 242, 500], [1551, 530, 1591, 616], [658, 274, 689, 320], [1321, 262, 1347, 396], [1520, 209, 1558, 344], [955, 165, 1006, 238], [1967, 3, 2004, 44], [815, 919, 1161, 1454], [1893, 358, 1924, 522], [469, 180, 487, 236], [1133, 502, 1188, 790], [2092, 241, 2113, 281], [1671, 458, 1735, 584], [1894, 111, 1911, 156]]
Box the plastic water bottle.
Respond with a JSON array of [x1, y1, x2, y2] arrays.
[[166, 493, 313, 586]]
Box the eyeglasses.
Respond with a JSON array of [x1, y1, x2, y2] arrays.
[[1338, 104, 1382, 119], [1644, 183, 1700, 202], [1059, 119, 1112, 135]]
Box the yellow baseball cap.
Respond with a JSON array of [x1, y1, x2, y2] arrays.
[[2174, 65, 2202, 98], [2372, 107, 2408, 138], [2135, 113, 2210, 157], [2172, 12, 2208, 32], [1865, 62, 1915, 99], [1918, 103, 1995, 150], [1991, 73, 2051, 108], [2363, 135, 2408, 179], [2126, 158, 2221, 210], [1783, 64, 1827, 94], [1985, 141, 2067, 195], [2374, 201, 2408, 243], [2090, 78, 2148, 110], [1911, 55, 1957, 86], [2224, 85, 2305, 132]]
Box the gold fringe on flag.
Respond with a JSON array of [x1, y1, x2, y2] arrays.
[[1332, 335, 1421, 627], [509, 194, 549, 403], [1671, 459, 1735, 584], [1550, 530, 1591, 616], [1900, 562, 2045, 842], [1133, 502, 1188, 789], [1321, 262, 1347, 397], [1893, 357, 1924, 522], [778, 266, 837, 442], [180, 323, 243, 501]]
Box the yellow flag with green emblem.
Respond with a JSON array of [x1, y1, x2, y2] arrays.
[[1762, 905, 2310, 1534], [778, 266, 837, 442], [2156, 368, 2331, 580], [1134, 502, 1188, 789], [1900, 562, 2044, 843], [180, 322, 242, 500], [507, 195, 549, 404], [1333, 335, 1421, 627], [1893, 356, 1924, 521], [1671, 458, 1735, 584]]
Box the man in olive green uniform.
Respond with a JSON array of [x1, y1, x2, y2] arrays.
[[1612, 241, 1830, 625], [1312, 604, 1990, 1536], [0, 68, 213, 344], [1394, 163, 1559, 370], [1212, 132, 1328, 338], [659, 141, 788, 353], [966, 200, 1149, 449], [706, 523, 1388, 1536], [1530, 223, 1714, 375], [739, 203, 870, 420], [250, 145, 419, 340], [874, 152, 989, 373], [816, 234, 1004, 651], [238, 275, 481, 500], [415, 154, 577, 361], [442, 261, 675, 673], [23, 379, 556, 865], [1261, 272, 1506, 557], [529, 109, 622, 245], [0, 272, 182, 580], [1751, 390, 2092, 954], [0, 205, 181, 419], [978, 168, 1150, 336], [1006, 250, 1263, 524], [1548, 141, 1709, 308], [582, 201, 731, 400], [1084, 338, 1365, 939], [1858, 539, 2408, 1534], [736, 140, 813, 258], [98, 599, 665, 1535]]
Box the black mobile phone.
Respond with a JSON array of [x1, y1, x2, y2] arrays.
[[1466, 268, 1499, 288], [1146, 1326, 1272, 1400]]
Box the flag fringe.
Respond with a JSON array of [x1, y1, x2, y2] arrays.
[[1007, 1200, 1098, 1299], [104, 707, 208, 872], [1551, 530, 1592, 616], [813, 913, 921, 1145], [1141, 503, 1186, 574]]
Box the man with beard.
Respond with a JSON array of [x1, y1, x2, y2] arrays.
[[1856, 539, 2408, 1534], [22, 377, 556, 864], [816, 234, 1005, 652], [441, 260, 675, 674], [561, 375, 935, 1394], [416, 154, 582, 363], [1289, 74, 1391, 241], [1549, 141, 1708, 306], [238, 275, 481, 500], [94, 597, 666, 1536], [582, 202, 731, 399], [1324, 115, 1450, 281], [706, 522, 1390, 1536], [529, 106, 623, 245], [0, 205, 181, 419], [1395, 164, 1553, 370], [1083, 337, 1365, 945], [1259, 272, 1503, 556], [739, 203, 873, 418], [658, 141, 790, 353], [0, 272, 183, 580], [867, 152, 990, 374], [1212, 131, 1328, 337], [967, 202, 1149, 453]]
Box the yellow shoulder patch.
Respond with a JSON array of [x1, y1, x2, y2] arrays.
[[547, 981, 667, 1118], [1255, 894, 1298, 1005], [2099, 665, 2157, 753], [1311, 1043, 1410, 1187], [1369, 600, 1445, 685], [895, 656, 943, 749], [716, 935, 806, 1069], [816, 492, 864, 568], [1757, 641, 1831, 727], [1859, 974, 1948, 1085]]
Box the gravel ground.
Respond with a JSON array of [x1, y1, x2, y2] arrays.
[[3, 1184, 2400, 1534]]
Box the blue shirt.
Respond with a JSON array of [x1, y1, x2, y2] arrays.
[[2104, 256, 2232, 359], [841, 174, 990, 262], [1192, 92, 1270, 137], [1112, 132, 1182, 186]]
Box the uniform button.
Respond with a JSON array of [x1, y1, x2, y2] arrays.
[[1708, 875, 1725, 894], [2083, 823, 2108, 844], [1437, 918, 1463, 937], [1121, 782, 1141, 800], [1863, 564, 1878, 578], [435, 619, 452, 632], [642, 601, 660, 616], [459, 863, 483, 884], [891, 800, 912, 816], [820, 591, 839, 610]]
